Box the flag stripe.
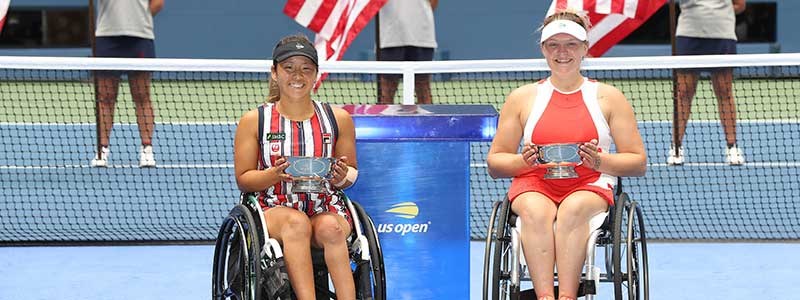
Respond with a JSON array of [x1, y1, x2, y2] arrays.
[[0, 0, 9, 34], [294, 0, 323, 27], [283, 0, 305, 19], [596, 0, 612, 14], [623, 0, 638, 18], [307, 0, 336, 33]]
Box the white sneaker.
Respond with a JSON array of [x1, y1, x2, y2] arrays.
[[726, 145, 744, 166], [139, 145, 156, 168], [91, 146, 110, 167], [667, 145, 684, 165]]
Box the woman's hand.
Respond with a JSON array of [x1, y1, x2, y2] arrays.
[[269, 156, 292, 182], [579, 139, 603, 171], [521, 143, 541, 166], [330, 156, 350, 186]]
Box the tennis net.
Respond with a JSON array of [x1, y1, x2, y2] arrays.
[[0, 54, 798, 244]]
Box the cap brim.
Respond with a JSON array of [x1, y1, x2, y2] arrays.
[[540, 19, 588, 42]]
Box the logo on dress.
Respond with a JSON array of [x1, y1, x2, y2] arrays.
[[265, 132, 285, 141], [269, 142, 281, 155], [322, 133, 332, 144]]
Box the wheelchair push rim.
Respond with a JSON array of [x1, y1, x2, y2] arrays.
[[612, 193, 649, 300]]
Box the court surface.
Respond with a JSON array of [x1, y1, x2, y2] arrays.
[[1, 241, 798, 300]]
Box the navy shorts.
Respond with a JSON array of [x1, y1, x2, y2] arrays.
[[95, 36, 155, 76], [676, 36, 736, 73], [378, 46, 434, 62], [379, 46, 434, 79]]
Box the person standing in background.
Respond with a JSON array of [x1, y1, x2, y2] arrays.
[[91, 0, 164, 167], [669, 0, 746, 166], [377, 0, 438, 104]]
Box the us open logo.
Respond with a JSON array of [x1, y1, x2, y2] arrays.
[[377, 202, 431, 235]]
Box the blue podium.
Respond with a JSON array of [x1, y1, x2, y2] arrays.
[[342, 104, 497, 300]]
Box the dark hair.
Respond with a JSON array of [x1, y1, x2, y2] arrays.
[[268, 34, 318, 103]]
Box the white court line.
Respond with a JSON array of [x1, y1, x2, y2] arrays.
[[0, 164, 233, 169]]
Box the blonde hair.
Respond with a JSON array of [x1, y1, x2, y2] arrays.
[[540, 9, 591, 33]]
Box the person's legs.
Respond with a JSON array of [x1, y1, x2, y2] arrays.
[[674, 69, 699, 148], [511, 192, 558, 299], [95, 75, 121, 148], [129, 71, 154, 146], [413, 74, 432, 104], [265, 207, 316, 300], [311, 212, 354, 299], [710, 68, 737, 147], [378, 47, 405, 104], [409, 47, 435, 104], [553, 191, 608, 299], [378, 74, 400, 104]]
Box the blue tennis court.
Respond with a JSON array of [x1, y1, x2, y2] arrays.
[[2, 242, 799, 299]]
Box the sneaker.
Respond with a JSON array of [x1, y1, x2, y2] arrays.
[[91, 146, 110, 167], [139, 145, 156, 168], [667, 145, 684, 165], [726, 145, 745, 166]]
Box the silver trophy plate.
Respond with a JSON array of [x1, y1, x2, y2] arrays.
[[285, 156, 336, 193], [536, 143, 582, 179]]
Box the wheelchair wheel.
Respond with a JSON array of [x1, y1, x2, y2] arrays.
[[212, 204, 264, 300], [350, 200, 387, 300], [483, 198, 520, 300], [611, 193, 649, 300]]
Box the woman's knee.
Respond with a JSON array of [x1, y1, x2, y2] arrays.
[[312, 215, 348, 245], [556, 192, 607, 228], [512, 196, 557, 230], [281, 212, 312, 239]]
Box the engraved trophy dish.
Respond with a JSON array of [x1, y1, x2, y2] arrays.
[[536, 143, 582, 179], [284, 156, 336, 193]]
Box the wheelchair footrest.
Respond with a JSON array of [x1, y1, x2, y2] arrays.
[[519, 280, 596, 298]]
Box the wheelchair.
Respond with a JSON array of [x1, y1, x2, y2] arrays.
[[482, 179, 649, 300], [212, 192, 386, 300]]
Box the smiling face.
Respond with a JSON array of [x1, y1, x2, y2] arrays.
[[541, 33, 588, 75], [271, 55, 318, 100]]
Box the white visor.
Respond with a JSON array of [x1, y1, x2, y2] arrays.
[[540, 19, 588, 43]]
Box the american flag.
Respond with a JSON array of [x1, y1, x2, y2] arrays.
[[0, 0, 10, 34], [284, 0, 388, 87], [548, 0, 667, 57]]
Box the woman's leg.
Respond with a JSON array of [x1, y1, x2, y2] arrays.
[[128, 71, 155, 146], [311, 212, 355, 299], [511, 192, 558, 299], [710, 68, 738, 147], [265, 207, 316, 300], [553, 191, 608, 299], [674, 70, 700, 147]]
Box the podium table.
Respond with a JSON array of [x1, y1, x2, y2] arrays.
[[342, 104, 497, 300]]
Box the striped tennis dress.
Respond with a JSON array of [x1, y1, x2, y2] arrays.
[[255, 100, 351, 222]]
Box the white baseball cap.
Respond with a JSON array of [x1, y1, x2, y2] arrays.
[[540, 19, 588, 43]]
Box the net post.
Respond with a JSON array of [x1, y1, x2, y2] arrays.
[[402, 68, 414, 105]]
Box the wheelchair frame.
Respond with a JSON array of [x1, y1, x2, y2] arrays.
[[212, 192, 386, 300], [482, 180, 649, 300]]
